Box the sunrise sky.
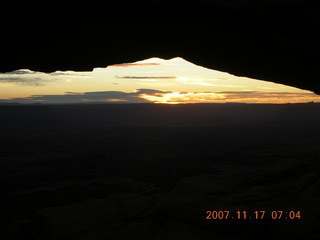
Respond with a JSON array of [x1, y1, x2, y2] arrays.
[[1, 57, 320, 104]]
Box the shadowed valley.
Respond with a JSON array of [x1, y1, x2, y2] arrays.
[[1, 103, 320, 239]]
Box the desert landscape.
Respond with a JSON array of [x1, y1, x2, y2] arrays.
[[1, 103, 320, 239]]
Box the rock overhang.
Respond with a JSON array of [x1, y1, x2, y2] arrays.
[[1, 0, 319, 93]]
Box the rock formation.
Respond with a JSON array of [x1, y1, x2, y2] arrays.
[[1, 0, 319, 93]]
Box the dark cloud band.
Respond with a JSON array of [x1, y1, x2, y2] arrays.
[[0, 89, 319, 104], [115, 76, 176, 79], [0, 89, 171, 104]]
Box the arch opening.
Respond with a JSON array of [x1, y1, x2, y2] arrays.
[[0, 57, 320, 105]]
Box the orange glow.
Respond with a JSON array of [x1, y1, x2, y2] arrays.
[[140, 92, 184, 104], [106, 98, 128, 102], [139, 91, 320, 104], [140, 92, 227, 104]]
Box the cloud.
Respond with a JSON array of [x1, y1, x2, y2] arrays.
[[0, 69, 45, 85], [1, 89, 319, 104], [115, 76, 176, 79], [49, 72, 76, 76], [219, 91, 258, 94], [0, 89, 171, 104], [108, 63, 161, 67], [0, 77, 44, 86], [140, 90, 320, 104], [0, 69, 92, 86], [217, 91, 312, 98], [4, 69, 37, 74], [209, 91, 320, 103], [136, 88, 171, 96], [49, 71, 92, 77]]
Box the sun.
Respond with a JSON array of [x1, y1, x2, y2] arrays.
[[140, 92, 185, 104]]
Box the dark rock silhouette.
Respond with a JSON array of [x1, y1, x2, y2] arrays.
[[1, 0, 320, 93]]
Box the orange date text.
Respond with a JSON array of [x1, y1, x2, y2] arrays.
[[206, 210, 301, 220]]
